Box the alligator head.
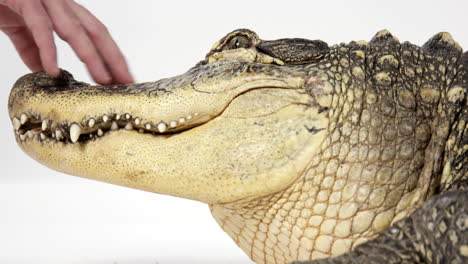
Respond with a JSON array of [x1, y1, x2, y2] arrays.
[[8, 29, 330, 204], [8, 29, 467, 263]]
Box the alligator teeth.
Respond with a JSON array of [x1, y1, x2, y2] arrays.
[[88, 118, 96, 128], [69, 123, 82, 143], [20, 114, 28, 124], [15, 110, 200, 143], [12, 117, 21, 130], [56, 129, 63, 140], [110, 121, 118, 131], [157, 122, 167, 133], [124, 122, 133, 130], [41, 120, 48, 131]]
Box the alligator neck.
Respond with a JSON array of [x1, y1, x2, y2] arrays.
[[209, 64, 443, 262]]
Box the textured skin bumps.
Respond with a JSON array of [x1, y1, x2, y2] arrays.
[[8, 29, 468, 263], [293, 189, 468, 264], [210, 30, 467, 263]]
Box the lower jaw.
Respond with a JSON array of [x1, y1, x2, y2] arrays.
[[17, 106, 325, 206]]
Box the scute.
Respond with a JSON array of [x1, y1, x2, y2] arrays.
[[422, 32, 463, 54], [370, 29, 400, 46]]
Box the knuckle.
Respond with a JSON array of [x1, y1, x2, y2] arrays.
[[28, 23, 54, 45], [78, 50, 95, 63], [57, 31, 71, 41], [24, 16, 53, 34], [87, 21, 108, 39], [57, 22, 82, 41]]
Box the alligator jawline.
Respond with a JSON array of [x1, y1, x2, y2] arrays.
[[14, 112, 203, 144], [12, 86, 294, 144]]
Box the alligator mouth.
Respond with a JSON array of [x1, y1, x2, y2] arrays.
[[12, 111, 202, 144], [8, 67, 323, 204]]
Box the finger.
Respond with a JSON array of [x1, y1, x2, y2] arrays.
[[42, 0, 111, 84], [18, 0, 59, 76], [70, 2, 134, 84], [0, 5, 42, 72], [6, 26, 43, 72]]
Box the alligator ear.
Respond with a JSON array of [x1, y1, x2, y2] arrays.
[[422, 32, 462, 54], [256, 38, 329, 65]]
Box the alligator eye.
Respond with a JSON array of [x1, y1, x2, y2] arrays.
[[227, 35, 251, 49]]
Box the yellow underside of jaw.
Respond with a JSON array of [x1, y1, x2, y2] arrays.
[[211, 158, 428, 263]]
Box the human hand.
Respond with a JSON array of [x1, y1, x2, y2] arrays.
[[0, 0, 134, 84]]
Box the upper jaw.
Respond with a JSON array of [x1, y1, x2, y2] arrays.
[[9, 61, 307, 145]]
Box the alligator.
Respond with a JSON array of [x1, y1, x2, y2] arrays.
[[8, 29, 468, 263]]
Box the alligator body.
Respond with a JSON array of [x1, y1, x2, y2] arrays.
[[8, 29, 468, 263]]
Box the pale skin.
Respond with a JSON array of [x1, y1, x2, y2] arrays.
[[0, 0, 134, 84]]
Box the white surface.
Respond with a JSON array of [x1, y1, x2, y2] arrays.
[[0, 0, 467, 263]]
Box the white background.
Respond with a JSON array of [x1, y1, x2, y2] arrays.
[[1, 0, 467, 263]]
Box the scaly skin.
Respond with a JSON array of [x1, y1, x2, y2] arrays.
[[8, 29, 468, 263]]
